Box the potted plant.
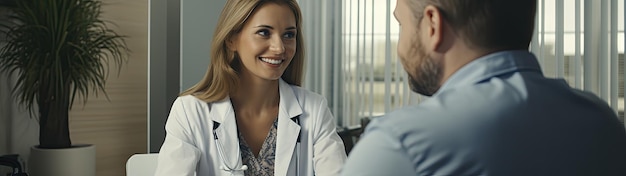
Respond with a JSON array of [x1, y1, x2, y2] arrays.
[[0, 0, 128, 175]]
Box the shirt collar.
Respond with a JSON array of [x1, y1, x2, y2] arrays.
[[435, 50, 543, 95]]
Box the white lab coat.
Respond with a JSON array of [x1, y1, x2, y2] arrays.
[[155, 79, 347, 176]]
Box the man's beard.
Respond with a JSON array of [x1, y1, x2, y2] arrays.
[[406, 38, 442, 96]]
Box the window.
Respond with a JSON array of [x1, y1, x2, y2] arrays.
[[300, 0, 626, 128], [341, 0, 422, 127], [531, 0, 625, 120]]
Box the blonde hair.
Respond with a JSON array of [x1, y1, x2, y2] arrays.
[[181, 0, 305, 102]]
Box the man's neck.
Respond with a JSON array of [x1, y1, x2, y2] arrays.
[[440, 44, 494, 86]]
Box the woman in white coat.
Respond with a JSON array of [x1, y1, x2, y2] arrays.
[[154, 0, 347, 175]]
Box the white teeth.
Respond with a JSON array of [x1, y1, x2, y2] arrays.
[[260, 57, 283, 65]]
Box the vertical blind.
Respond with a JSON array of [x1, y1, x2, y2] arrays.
[[299, 0, 626, 128], [339, 0, 424, 127], [531, 0, 624, 118]]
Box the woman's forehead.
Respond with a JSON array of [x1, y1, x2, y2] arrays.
[[243, 3, 297, 29]]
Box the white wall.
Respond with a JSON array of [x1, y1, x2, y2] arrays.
[[149, 0, 226, 152], [0, 72, 38, 167], [0, 6, 38, 167]]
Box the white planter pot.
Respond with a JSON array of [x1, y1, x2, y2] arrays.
[[28, 144, 96, 176]]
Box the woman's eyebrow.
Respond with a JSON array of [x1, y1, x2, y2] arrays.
[[255, 25, 297, 30]]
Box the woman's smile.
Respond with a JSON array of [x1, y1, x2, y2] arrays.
[[259, 57, 284, 66]]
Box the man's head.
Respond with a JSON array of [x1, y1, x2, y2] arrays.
[[394, 0, 536, 96]]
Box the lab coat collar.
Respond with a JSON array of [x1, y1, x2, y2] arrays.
[[209, 79, 304, 175], [208, 98, 241, 171], [210, 98, 233, 124], [276, 79, 303, 175], [278, 79, 303, 119]]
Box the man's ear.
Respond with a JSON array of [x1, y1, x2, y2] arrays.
[[423, 5, 443, 52]]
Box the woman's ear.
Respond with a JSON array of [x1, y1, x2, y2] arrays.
[[226, 35, 238, 51]]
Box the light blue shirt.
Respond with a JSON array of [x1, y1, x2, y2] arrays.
[[341, 51, 626, 176]]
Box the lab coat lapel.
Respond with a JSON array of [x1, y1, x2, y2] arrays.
[[210, 98, 242, 170], [275, 80, 303, 176]]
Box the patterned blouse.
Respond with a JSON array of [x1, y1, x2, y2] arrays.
[[238, 119, 278, 176]]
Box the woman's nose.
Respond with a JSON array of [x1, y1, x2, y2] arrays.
[[269, 37, 285, 54]]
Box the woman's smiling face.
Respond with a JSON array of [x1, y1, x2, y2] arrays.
[[231, 2, 297, 82]]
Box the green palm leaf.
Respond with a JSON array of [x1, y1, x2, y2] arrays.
[[0, 0, 129, 148]]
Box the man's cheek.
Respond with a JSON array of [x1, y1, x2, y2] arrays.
[[397, 39, 405, 58]]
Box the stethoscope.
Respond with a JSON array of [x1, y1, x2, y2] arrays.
[[212, 121, 248, 173], [212, 115, 301, 175]]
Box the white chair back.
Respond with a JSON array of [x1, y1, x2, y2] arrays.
[[126, 153, 158, 176]]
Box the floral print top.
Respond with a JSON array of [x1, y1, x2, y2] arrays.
[[238, 119, 278, 176]]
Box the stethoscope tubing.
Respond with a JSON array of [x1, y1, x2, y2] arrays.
[[213, 123, 245, 172], [212, 115, 301, 175]]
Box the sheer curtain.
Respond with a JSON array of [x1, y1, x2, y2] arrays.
[[298, 0, 353, 126], [300, 0, 626, 128]]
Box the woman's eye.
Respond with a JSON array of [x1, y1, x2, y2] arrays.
[[283, 32, 295, 39], [256, 29, 270, 37]]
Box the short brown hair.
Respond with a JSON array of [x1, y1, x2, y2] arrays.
[[408, 0, 537, 50]]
